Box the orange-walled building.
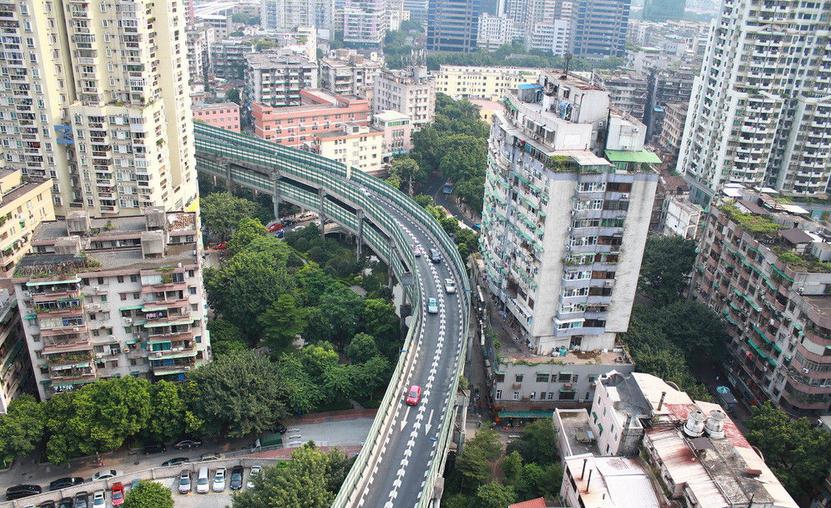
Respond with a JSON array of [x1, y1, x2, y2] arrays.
[[192, 102, 241, 132], [252, 89, 371, 148]]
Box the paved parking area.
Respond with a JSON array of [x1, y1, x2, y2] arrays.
[[154, 477, 235, 508]]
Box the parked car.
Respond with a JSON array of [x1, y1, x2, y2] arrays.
[[229, 466, 244, 490], [142, 443, 167, 454], [173, 439, 202, 450], [49, 477, 85, 491], [110, 483, 124, 507], [427, 297, 439, 314], [405, 385, 422, 406], [92, 470, 120, 481], [247, 465, 261, 489], [212, 467, 226, 492], [58, 497, 74, 508], [91, 491, 105, 508], [266, 222, 284, 233], [161, 457, 191, 467], [199, 452, 221, 461], [73, 491, 88, 508], [196, 467, 210, 494], [38, 501, 57, 508], [178, 470, 192, 494], [6, 484, 41, 501], [444, 278, 456, 294]]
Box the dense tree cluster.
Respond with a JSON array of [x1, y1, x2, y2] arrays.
[[123, 481, 174, 508], [424, 43, 625, 71], [444, 421, 563, 506], [382, 22, 424, 69], [622, 236, 727, 400], [233, 443, 354, 508], [744, 402, 831, 503]]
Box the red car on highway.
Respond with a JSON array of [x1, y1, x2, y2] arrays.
[[405, 385, 422, 406]]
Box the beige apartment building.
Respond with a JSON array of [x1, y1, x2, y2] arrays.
[[314, 125, 385, 175], [14, 208, 210, 400], [372, 67, 435, 129], [0, 169, 55, 277], [435, 65, 538, 101], [0, 0, 198, 217]]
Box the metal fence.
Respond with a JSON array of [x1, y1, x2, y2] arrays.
[[193, 123, 470, 507]]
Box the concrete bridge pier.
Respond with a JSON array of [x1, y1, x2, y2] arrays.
[[356, 209, 364, 260]]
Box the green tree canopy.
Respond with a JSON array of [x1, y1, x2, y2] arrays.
[[259, 293, 307, 354], [228, 217, 268, 254], [505, 419, 558, 466], [346, 332, 380, 363], [232, 443, 353, 508], [200, 192, 262, 242], [638, 235, 697, 304], [389, 157, 427, 195], [474, 482, 517, 508], [0, 395, 45, 466], [227, 88, 242, 105], [186, 350, 288, 438], [123, 480, 174, 508], [145, 381, 187, 443], [206, 318, 249, 355], [745, 402, 831, 502]]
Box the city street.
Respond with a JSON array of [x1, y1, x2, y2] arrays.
[[0, 411, 374, 495]]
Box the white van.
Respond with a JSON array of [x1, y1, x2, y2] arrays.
[[196, 466, 210, 494]]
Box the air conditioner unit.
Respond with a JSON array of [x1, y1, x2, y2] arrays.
[[95, 353, 104, 359], [184, 366, 191, 371], [620, 193, 629, 200], [124, 318, 132, 324]]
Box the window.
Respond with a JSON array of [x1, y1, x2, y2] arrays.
[[117, 275, 124, 283], [512, 392, 519, 400], [189, 287, 197, 295], [547, 392, 554, 400], [539, 391, 546, 400], [558, 372, 572, 382], [120, 294, 127, 301], [515, 374, 523, 382], [495, 373, 505, 383], [100, 295, 107, 303], [559, 390, 575, 400], [496, 389, 502, 399], [536, 373, 549, 383], [130, 274, 138, 282]]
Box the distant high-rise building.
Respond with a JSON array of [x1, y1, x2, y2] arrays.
[[343, 0, 388, 45], [570, 0, 630, 57], [403, 0, 430, 22], [477, 14, 520, 51], [427, 0, 481, 52], [642, 0, 685, 21], [0, 0, 198, 217], [677, 0, 831, 203], [261, 0, 314, 30]]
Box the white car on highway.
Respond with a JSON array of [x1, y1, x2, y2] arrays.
[[444, 279, 456, 294], [212, 467, 226, 492]]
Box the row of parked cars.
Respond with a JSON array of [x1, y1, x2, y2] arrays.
[[178, 465, 261, 494], [7, 482, 127, 507]]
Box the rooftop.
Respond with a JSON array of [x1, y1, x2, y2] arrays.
[[245, 52, 313, 69], [498, 346, 630, 367], [555, 409, 598, 457], [563, 455, 661, 508], [508, 497, 547, 508]]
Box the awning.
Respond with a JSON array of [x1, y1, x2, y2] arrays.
[[143, 318, 193, 328], [27, 278, 80, 287], [498, 410, 552, 419], [119, 305, 144, 311]]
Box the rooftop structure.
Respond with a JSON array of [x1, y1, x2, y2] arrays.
[[13, 210, 210, 399], [253, 90, 371, 148], [555, 370, 799, 508], [561, 455, 661, 508], [319, 49, 384, 98]]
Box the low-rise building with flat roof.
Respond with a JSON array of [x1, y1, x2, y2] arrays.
[[253, 89, 371, 149], [13, 209, 211, 399], [192, 102, 241, 133], [313, 124, 385, 175]]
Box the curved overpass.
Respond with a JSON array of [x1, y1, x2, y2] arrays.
[[193, 123, 470, 507]]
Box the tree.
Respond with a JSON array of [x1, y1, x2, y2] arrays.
[[44, 391, 81, 464], [515, 462, 562, 500], [276, 352, 326, 414], [124, 481, 174, 508], [68, 376, 151, 456], [360, 298, 401, 359], [304, 287, 362, 348], [390, 158, 426, 195], [206, 318, 249, 355], [227, 88, 242, 105], [474, 482, 516, 508], [455, 428, 502, 491], [205, 235, 293, 337], [505, 420, 557, 466], [200, 192, 262, 242], [228, 217, 268, 254], [0, 395, 45, 466], [637, 236, 697, 304], [745, 402, 831, 502], [346, 333, 380, 363], [654, 300, 727, 364], [501, 450, 523, 485], [186, 351, 288, 438], [259, 293, 307, 354], [145, 381, 186, 443], [232, 443, 352, 507]]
